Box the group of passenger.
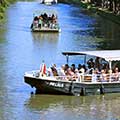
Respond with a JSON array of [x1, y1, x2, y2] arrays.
[[40, 57, 120, 82], [31, 13, 59, 29], [86, 57, 120, 82], [46, 63, 89, 81]]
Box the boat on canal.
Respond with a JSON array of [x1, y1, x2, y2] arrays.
[[24, 50, 120, 96], [41, 0, 57, 5], [30, 10, 61, 32]]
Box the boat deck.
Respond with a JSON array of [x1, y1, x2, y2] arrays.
[[32, 27, 60, 32]]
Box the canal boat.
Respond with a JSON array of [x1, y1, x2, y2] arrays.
[[30, 10, 61, 32], [41, 0, 57, 5], [24, 50, 120, 96]]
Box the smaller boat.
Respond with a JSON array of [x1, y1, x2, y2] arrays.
[[41, 0, 57, 5], [30, 10, 61, 32]]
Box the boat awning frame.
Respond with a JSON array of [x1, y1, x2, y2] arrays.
[[62, 50, 120, 62], [33, 9, 58, 16]]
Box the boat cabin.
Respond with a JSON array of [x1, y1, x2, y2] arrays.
[[62, 50, 120, 82]]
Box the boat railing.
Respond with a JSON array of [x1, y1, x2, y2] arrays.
[[25, 70, 120, 83], [52, 74, 92, 82], [25, 70, 40, 77], [52, 73, 120, 83], [83, 73, 120, 83]]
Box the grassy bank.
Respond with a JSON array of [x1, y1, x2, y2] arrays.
[[0, 0, 17, 22], [59, 0, 120, 25], [0, 0, 9, 20]]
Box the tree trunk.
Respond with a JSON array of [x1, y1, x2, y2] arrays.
[[113, 0, 117, 13], [109, 0, 113, 11]]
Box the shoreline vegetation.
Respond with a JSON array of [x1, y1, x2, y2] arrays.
[[0, 0, 9, 20], [59, 0, 120, 25], [0, 0, 16, 23]]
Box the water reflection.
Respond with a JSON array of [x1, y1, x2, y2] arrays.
[[26, 94, 120, 120], [31, 32, 60, 66], [32, 32, 59, 42], [91, 16, 120, 50]]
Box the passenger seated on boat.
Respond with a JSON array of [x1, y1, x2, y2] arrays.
[[51, 14, 57, 23], [83, 64, 87, 72], [34, 16, 39, 21], [94, 57, 101, 71], [57, 65, 68, 80], [59, 65, 66, 76], [101, 63, 109, 73], [47, 67, 52, 76], [86, 65, 94, 74], [87, 58, 94, 69], [65, 68, 77, 81], [99, 69, 108, 82], [33, 20, 38, 28], [112, 67, 120, 81], [66, 68, 74, 76], [51, 14, 55, 20], [74, 69, 82, 82], [108, 69, 114, 82], [41, 13, 48, 25], [92, 69, 98, 82], [38, 16, 43, 28], [71, 64, 76, 73], [78, 64, 82, 71], [78, 64, 86, 74], [43, 13, 48, 20], [75, 65, 87, 82], [64, 64, 69, 74], [51, 64, 58, 76]]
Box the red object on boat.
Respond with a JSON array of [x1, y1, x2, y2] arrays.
[[40, 63, 46, 75]]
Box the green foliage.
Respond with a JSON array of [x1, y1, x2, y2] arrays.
[[1, 0, 9, 7], [0, 5, 6, 12], [0, 12, 4, 19], [60, 0, 120, 24], [0, 0, 10, 21]]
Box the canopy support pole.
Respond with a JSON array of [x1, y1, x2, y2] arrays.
[[66, 55, 69, 64], [84, 55, 87, 65], [109, 60, 112, 82]]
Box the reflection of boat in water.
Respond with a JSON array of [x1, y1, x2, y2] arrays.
[[30, 10, 61, 32], [32, 32, 59, 41], [24, 50, 120, 96], [25, 94, 87, 110], [26, 95, 74, 110], [26, 94, 120, 120]]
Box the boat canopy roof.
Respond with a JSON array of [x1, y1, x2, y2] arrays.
[[62, 50, 120, 62], [33, 9, 57, 16]]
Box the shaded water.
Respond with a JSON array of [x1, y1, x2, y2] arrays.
[[0, 1, 120, 120]]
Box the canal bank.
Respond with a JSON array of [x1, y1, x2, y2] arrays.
[[0, 0, 17, 22], [59, 0, 120, 25], [0, 0, 10, 20]]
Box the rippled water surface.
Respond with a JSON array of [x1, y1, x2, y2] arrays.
[[0, 1, 120, 120]]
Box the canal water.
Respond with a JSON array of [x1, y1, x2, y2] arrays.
[[0, 1, 120, 120]]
